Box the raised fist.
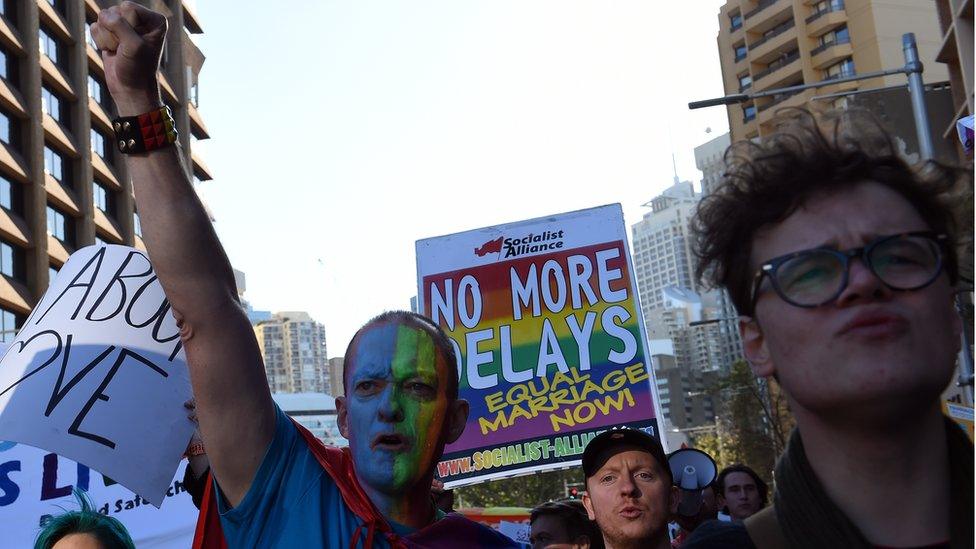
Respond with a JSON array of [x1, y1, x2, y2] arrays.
[[90, 1, 167, 116]]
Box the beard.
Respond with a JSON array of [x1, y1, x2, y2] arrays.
[[594, 514, 666, 549]]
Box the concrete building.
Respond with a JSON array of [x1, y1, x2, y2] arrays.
[[0, 0, 211, 341], [255, 311, 330, 394], [693, 132, 732, 196], [630, 180, 699, 317], [652, 354, 719, 430], [716, 0, 949, 142], [692, 131, 745, 367], [934, 0, 973, 159], [272, 392, 346, 447], [328, 355, 344, 397]]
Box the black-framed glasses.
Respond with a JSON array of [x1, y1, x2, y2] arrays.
[[749, 231, 947, 311]]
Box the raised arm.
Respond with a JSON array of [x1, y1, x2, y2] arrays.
[[91, 2, 274, 506]]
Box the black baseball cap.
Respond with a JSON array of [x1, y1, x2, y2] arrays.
[[581, 427, 671, 482]]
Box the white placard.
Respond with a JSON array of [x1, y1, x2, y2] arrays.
[[0, 440, 197, 547], [0, 245, 193, 505]]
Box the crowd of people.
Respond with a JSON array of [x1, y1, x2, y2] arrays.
[[34, 2, 973, 548]]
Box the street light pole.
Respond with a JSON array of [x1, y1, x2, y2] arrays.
[[689, 32, 935, 161]]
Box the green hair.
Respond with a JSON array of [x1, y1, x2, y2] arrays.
[[34, 488, 135, 549]]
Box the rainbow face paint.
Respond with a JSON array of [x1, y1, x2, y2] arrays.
[[346, 322, 451, 498]]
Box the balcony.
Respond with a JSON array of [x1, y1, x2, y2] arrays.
[[811, 35, 849, 56], [753, 50, 801, 82], [806, 0, 845, 23], [811, 37, 853, 69], [749, 18, 796, 51], [758, 87, 804, 112], [806, 2, 847, 35], [745, 0, 780, 20]]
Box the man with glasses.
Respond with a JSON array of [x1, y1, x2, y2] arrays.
[[683, 109, 973, 548]]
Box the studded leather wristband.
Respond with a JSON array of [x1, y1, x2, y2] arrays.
[[113, 106, 178, 154]]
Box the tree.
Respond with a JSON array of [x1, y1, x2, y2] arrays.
[[694, 360, 795, 483], [453, 467, 584, 509]]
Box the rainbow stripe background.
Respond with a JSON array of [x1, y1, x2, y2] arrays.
[[423, 240, 656, 452]]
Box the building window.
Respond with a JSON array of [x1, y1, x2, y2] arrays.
[[0, 173, 21, 213], [0, 238, 17, 277], [738, 73, 752, 91], [85, 20, 96, 48], [0, 0, 16, 27], [49, 264, 59, 284], [88, 75, 103, 103], [133, 212, 142, 237], [91, 128, 106, 158], [92, 180, 115, 215], [43, 146, 66, 182], [734, 44, 747, 61], [38, 28, 61, 67], [0, 108, 11, 145], [744, 104, 756, 122], [729, 12, 742, 31], [819, 25, 850, 47], [46, 204, 73, 244], [0, 305, 19, 342], [41, 86, 63, 124], [823, 57, 856, 80], [95, 234, 106, 246]]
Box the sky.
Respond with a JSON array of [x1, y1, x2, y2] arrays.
[[191, 1, 731, 355]]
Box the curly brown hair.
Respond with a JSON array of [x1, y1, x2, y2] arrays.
[[692, 107, 965, 316]]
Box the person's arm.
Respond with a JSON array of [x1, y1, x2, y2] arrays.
[[91, 2, 274, 507]]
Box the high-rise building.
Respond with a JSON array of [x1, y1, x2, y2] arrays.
[[693, 132, 732, 197], [0, 1, 211, 341], [716, 0, 948, 142], [693, 131, 745, 367], [255, 311, 330, 394], [630, 180, 699, 316]]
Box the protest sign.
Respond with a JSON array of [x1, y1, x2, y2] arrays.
[[0, 440, 197, 547], [0, 245, 194, 505], [416, 204, 665, 487]]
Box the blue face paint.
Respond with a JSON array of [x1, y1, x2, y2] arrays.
[[345, 322, 450, 503]]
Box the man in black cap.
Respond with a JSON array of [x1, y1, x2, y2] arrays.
[[581, 428, 679, 549]]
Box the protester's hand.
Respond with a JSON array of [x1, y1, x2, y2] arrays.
[[90, 1, 167, 116], [430, 478, 446, 496]]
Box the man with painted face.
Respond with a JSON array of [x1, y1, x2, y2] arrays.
[[683, 108, 973, 548], [90, 4, 516, 548]]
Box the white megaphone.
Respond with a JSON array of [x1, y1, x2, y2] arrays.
[[667, 448, 718, 517]]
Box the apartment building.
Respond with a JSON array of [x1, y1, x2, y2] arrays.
[[255, 311, 331, 395], [934, 0, 973, 158], [716, 0, 948, 141], [0, 0, 211, 340]]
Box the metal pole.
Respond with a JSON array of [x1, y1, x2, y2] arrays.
[[903, 33, 935, 161]]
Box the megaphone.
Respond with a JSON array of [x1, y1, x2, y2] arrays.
[[667, 448, 717, 517]]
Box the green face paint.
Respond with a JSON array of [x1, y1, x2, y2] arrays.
[[346, 322, 451, 506], [390, 324, 448, 489]]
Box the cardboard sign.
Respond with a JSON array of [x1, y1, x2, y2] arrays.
[[417, 204, 665, 487], [0, 245, 194, 505], [0, 440, 197, 547]]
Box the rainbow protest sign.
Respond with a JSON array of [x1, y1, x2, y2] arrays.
[[416, 204, 665, 487]]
